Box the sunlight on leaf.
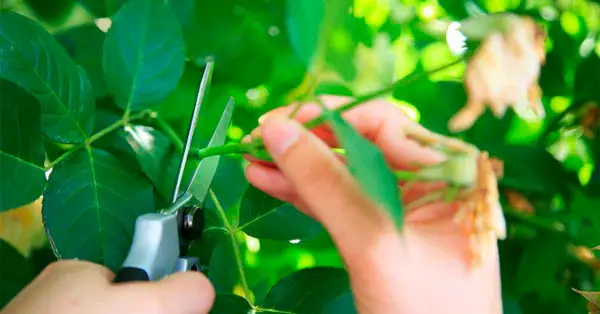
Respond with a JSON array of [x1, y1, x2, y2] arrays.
[[285, 0, 325, 67]]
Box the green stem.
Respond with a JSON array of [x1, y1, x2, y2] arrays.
[[395, 170, 418, 181], [304, 58, 464, 129], [194, 143, 251, 159], [46, 110, 150, 170], [209, 189, 251, 302], [155, 115, 184, 152]]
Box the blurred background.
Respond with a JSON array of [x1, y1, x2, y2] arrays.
[[1, 0, 599, 313]]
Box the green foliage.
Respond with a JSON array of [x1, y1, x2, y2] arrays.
[[239, 186, 323, 241], [42, 148, 155, 271], [0, 240, 35, 308], [0, 11, 95, 144], [285, 0, 325, 66], [103, 0, 184, 112], [0, 0, 599, 313], [0, 81, 46, 212]]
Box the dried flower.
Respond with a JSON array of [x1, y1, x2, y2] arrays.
[[505, 189, 534, 215], [449, 16, 546, 132], [0, 197, 46, 257], [453, 151, 506, 267], [580, 101, 600, 139]]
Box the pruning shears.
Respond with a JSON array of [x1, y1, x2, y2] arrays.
[[112, 59, 233, 282]]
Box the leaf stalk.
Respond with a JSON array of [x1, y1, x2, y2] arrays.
[[45, 110, 150, 170]]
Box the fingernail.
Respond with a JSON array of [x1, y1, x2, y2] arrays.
[[241, 135, 251, 144], [261, 116, 301, 157]]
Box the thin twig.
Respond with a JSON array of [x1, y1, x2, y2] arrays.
[[209, 189, 251, 302], [45, 110, 150, 170], [304, 58, 465, 129]]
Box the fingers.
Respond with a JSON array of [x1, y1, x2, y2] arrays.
[[245, 163, 299, 202], [38, 259, 114, 282], [1, 260, 116, 314], [259, 114, 401, 270], [259, 95, 445, 170], [109, 272, 215, 314]]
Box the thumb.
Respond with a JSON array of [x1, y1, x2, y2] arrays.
[[109, 272, 215, 314]]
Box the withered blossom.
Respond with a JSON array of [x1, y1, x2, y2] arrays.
[[580, 101, 599, 139], [505, 189, 534, 215], [453, 151, 506, 267], [0, 197, 46, 257], [449, 16, 547, 133]]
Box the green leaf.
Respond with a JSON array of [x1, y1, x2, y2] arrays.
[[239, 186, 322, 241], [323, 291, 357, 314], [156, 62, 204, 121], [242, 203, 322, 241], [574, 52, 600, 103], [569, 187, 600, 247], [0, 240, 34, 308], [26, 0, 75, 24], [260, 267, 351, 313], [210, 294, 252, 314], [166, 0, 195, 27], [0, 11, 95, 144], [285, 0, 325, 66], [182, 2, 280, 89], [191, 86, 237, 149], [502, 297, 523, 314], [514, 232, 569, 299], [103, 0, 185, 112], [78, 0, 125, 17], [439, 0, 485, 20], [188, 228, 226, 273], [42, 148, 154, 271], [56, 24, 107, 98], [0, 80, 46, 212], [204, 156, 248, 219], [208, 235, 242, 294], [92, 108, 140, 171], [326, 111, 403, 228], [122, 125, 176, 202]]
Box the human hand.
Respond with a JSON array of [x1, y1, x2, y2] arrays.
[[0, 260, 215, 314], [244, 95, 503, 314]]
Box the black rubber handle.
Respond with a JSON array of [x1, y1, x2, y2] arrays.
[[113, 267, 150, 283]]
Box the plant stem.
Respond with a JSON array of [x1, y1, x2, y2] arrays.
[[194, 143, 251, 159], [155, 115, 184, 152], [209, 189, 251, 301], [395, 170, 418, 181], [46, 110, 150, 170], [304, 58, 464, 129]]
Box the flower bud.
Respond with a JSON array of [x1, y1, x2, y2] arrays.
[[414, 153, 478, 187]]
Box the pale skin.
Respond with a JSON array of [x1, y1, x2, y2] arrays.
[[1, 95, 502, 314]]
